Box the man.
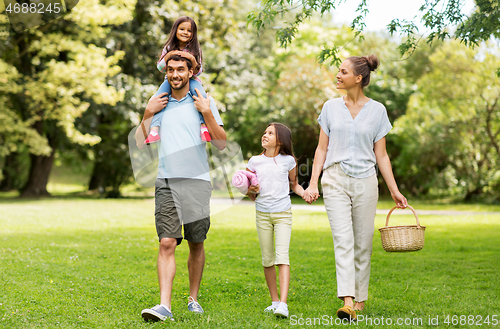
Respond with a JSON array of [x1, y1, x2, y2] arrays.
[[135, 53, 226, 322]]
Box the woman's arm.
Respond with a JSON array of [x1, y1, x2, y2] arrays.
[[289, 166, 305, 198], [374, 137, 408, 208], [303, 128, 329, 203]]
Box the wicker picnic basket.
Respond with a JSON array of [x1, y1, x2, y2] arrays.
[[379, 205, 426, 252]]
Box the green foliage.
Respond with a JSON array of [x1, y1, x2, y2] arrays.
[[249, 0, 500, 70], [0, 0, 131, 195], [0, 59, 51, 159], [393, 41, 500, 199], [455, 0, 500, 47], [2, 0, 499, 201]]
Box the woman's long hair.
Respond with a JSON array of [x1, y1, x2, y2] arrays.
[[158, 16, 201, 65]]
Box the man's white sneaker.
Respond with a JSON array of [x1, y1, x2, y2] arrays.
[[141, 305, 174, 322], [274, 302, 289, 318], [187, 296, 204, 314]]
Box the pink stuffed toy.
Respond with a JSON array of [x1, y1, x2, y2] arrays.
[[232, 170, 259, 194]]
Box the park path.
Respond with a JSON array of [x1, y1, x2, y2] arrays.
[[210, 198, 500, 216]]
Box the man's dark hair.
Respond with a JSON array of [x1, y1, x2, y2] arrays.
[[166, 54, 193, 71]]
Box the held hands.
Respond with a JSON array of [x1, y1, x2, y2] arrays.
[[192, 88, 210, 116], [247, 184, 260, 202], [303, 184, 320, 204]]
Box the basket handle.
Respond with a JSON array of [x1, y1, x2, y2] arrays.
[[385, 205, 420, 227]]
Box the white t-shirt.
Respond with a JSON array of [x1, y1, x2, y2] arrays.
[[247, 154, 296, 213]]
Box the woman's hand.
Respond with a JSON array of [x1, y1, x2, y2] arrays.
[[391, 190, 408, 209], [247, 184, 260, 202]]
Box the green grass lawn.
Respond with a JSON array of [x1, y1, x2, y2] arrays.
[[1, 198, 499, 328]]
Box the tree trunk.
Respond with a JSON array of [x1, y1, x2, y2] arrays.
[[464, 186, 482, 202], [20, 151, 55, 197], [88, 113, 104, 192], [88, 160, 105, 191], [20, 120, 56, 197], [0, 153, 18, 191]]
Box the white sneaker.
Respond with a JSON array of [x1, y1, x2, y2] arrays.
[[274, 302, 289, 318], [264, 304, 278, 313], [187, 296, 204, 314], [141, 304, 174, 322]]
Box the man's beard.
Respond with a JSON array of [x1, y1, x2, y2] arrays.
[[169, 78, 188, 90]]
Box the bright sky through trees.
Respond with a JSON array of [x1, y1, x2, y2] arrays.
[[331, 0, 476, 32]]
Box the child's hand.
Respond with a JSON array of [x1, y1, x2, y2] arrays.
[[247, 184, 260, 201]]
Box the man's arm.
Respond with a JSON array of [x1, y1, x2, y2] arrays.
[[135, 92, 169, 149], [193, 89, 227, 150]]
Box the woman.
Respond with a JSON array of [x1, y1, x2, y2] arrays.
[[304, 55, 408, 321]]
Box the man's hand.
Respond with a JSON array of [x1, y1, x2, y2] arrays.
[[136, 92, 169, 149], [145, 92, 169, 117], [192, 89, 211, 116], [192, 89, 227, 150]]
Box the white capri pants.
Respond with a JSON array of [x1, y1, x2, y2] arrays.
[[321, 163, 378, 302], [255, 209, 292, 267]]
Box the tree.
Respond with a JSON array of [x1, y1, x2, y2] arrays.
[[248, 0, 500, 69], [0, 0, 133, 196], [392, 41, 500, 199], [0, 59, 51, 190]]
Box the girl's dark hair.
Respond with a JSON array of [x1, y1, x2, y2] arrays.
[[159, 16, 201, 66], [346, 54, 380, 88], [268, 123, 295, 159]]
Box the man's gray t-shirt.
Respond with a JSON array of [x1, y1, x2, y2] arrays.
[[157, 93, 223, 181]]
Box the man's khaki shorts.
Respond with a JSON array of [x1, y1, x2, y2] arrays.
[[154, 178, 211, 245]]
